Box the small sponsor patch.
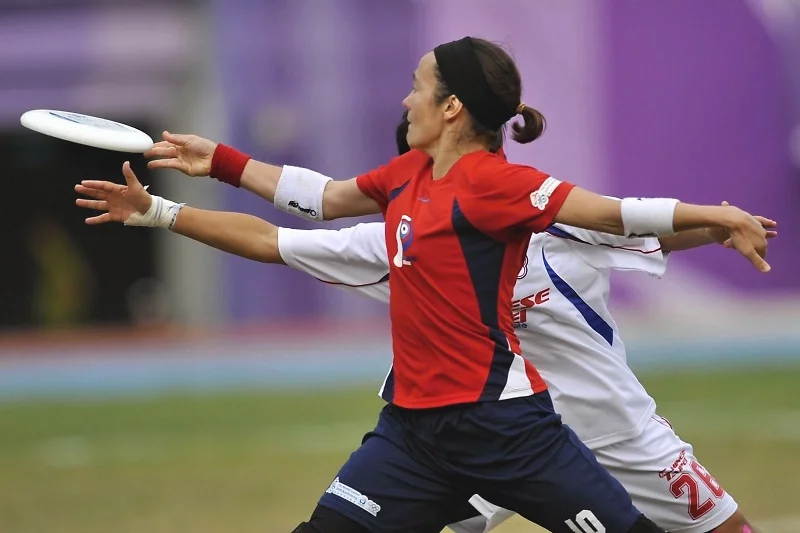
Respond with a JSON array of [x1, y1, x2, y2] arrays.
[[530, 177, 562, 210], [325, 477, 382, 516]]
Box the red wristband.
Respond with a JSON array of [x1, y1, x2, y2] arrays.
[[209, 143, 251, 187]]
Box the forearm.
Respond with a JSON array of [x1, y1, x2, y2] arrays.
[[659, 228, 715, 252], [170, 206, 284, 264], [556, 189, 737, 237], [238, 160, 378, 220], [239, 159, 283, 203], [671, 203, 733, 233]]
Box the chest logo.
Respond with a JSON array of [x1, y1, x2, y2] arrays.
[[393, 214, 416, 267]]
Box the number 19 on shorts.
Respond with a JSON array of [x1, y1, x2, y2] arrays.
[[565, 510, 605, 533]]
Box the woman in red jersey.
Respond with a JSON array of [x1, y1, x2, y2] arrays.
[[77, 37, 768, 533]]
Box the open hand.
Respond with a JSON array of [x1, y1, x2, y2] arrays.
[[144, 131, 217, 177], [75, 162, 151, 224]]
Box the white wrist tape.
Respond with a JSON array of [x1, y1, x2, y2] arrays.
[[124, 195, 185, 230], [274, 165, 332, 222], [620, 197, 679, 238]]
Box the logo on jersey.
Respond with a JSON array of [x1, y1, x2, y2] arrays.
[[325, 477, 382, 516], [530, 176, 562, 211], [512, 288, 550, 328], [392, 214, 416, 267]]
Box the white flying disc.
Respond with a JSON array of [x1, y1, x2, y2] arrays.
[[20, 109, 154, 153]]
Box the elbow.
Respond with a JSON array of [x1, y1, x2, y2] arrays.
[[253, 224, 282, 263], [322, 190, 344, 220]]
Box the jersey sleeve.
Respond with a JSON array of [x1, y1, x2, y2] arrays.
[[355, 165, 391, 213], [459, 161, 576, 239], [277, 223, 390, 302], [356, 150, 428, 214], [547, 223, 668, 278]]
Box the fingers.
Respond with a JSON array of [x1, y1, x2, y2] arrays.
[[144, 145, 179, 159], [78, 180, 124, 192], [752, 215, 777, 229], [766, 231, 778, 239], [162, 130, 190, 146], [721, 200, 730, 206], [85, 213, 112, 225], [146, 158, 186, 172], [750, 243, 770, 272], [144, 141, 174, 158], [739, 244, 770, 273], [121, 161, 142, 187], [75, 198, 109, 211], [74, 184, 108, 200]]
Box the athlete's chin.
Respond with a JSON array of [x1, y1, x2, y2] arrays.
[[406, 129, 425, 150]]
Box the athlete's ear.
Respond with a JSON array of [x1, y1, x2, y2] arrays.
[[442, 95, 464, 122]]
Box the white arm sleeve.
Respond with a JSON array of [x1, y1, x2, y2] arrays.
[[547, 223, 668, 278], [277, 222, 391, 303]]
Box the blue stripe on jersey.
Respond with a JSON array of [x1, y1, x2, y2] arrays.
[[542, 249, 614, 345], [545, 224, 589, 244], [388, 180, 410, 203], [381, 367, 396, 402], [451, 198, 515, 401]]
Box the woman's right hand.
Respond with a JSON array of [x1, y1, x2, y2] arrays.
[[144, 131, 217, 177], [719, 205, 771, 272]]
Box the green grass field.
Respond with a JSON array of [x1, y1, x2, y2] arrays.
[[1, 366, 798, 532]]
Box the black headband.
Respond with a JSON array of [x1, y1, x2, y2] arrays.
[[433, 37, 517, 130]]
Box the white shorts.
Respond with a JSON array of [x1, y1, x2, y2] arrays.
[[449, 415, 738, 533]]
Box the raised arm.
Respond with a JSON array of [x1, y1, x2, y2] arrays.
[[145, 132, 380, 220]]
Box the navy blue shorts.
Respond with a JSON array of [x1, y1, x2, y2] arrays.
[[318, 392, 642, 533]]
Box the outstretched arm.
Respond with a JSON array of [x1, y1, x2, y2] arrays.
[[553, 188, 772, 272], [658, 202, 776, 252], [76, 161, 284, 263], [144, 132, 380, 220]]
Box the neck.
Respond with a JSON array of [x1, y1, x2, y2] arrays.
[[425, 137, 486, 180]]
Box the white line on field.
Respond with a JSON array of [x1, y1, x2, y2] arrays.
[[31, 421, 372, 468]]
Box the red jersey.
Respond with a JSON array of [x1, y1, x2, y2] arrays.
[[356, 149, 575, 408]]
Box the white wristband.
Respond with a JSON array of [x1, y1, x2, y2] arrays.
[[274, 165, 332, 222], [124, 195, 185, 229], [620, 197, 679, 238]]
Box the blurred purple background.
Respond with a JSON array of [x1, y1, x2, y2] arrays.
[[1, 0, 799, 385]]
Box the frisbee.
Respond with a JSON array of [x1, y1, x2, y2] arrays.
[[20, 109, 154, 153]]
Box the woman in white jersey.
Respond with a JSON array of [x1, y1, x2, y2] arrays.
[[76, 37, 770, 533]]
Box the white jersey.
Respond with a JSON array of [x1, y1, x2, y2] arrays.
[[278, 222, 668, 448]]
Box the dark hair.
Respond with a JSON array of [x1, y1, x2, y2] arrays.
[[434, 38, 545, 151], [396, 110, 411, 155]]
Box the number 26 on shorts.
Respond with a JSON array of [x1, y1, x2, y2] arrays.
[[669, 460, 726, 520]]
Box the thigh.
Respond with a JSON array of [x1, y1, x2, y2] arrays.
[[318, 407, 469, 533], [460, 395, 643, 533], [595, 415, 739, 533]]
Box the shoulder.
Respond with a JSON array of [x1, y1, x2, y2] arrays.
[[387, 149, 430, 173], [460, 152, 550, 193]]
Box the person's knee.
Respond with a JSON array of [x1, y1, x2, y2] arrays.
[[291, 504, 370, 533], [627, 514, 667, 533], [707, 510, 759, 533]]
